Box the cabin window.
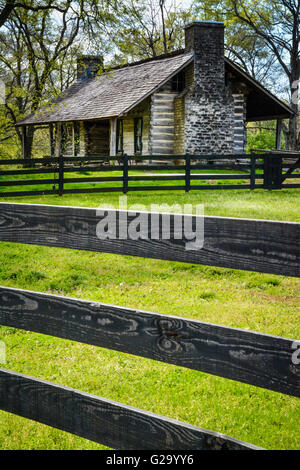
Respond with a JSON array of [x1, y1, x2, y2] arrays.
[[74, 122, 80, 156], [116, 119, 123, 154], [171, 71, 185, 92], [134, 118, 143, 154]]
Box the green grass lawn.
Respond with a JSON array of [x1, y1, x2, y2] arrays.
[[0, 184, 299, 450]]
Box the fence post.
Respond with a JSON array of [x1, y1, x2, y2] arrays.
[[273, 154, 283, 189], [250, 155, 256, 190], [123, 153, 128, 194], [264, 154, 282, 190], [263, 154, 272, 190], [58, 155, 64, 196], [185, 154, 190, 192]]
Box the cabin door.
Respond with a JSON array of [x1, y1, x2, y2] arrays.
[[85, 120, 110, 156]]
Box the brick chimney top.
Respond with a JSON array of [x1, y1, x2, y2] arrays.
[[77, 55, 103, 81], [184, 21, 224, 30], [184, 19, 226, 91], [184, 20, 225, 62]]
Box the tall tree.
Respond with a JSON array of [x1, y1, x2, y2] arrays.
[[0, 0, 120, 156], [191, 0, 280, 84], [159, 0, 167, 54], [0, 4, 83, 156], [227, 0, 300, 150], [110, 0, 193, 63], [0, 0, 116, 156], [0, 0, 68, 28]]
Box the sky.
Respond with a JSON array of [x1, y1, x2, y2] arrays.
[[167, 0, 193, 7]]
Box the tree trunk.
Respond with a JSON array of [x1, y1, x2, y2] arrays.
[[0, 0, 16, 28], [286, 80, 299, 151], [286, 54, 300, 151], [286, 111, 299, 151]]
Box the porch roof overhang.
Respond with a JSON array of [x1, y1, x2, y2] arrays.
[[225, 58, 294, 121]]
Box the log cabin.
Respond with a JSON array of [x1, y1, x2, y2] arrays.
[[16, 21, 294, 158]]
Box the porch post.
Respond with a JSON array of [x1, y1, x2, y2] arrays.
[[71, 122, 75, 157], [110, 118, 117, 157], [49, 124, 54, 157], [21, 126, 27, 159], [276, 119, 283, 150], [54, 123, 62, 157]]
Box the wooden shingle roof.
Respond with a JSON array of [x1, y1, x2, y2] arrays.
[[17, 52, 194, 126]]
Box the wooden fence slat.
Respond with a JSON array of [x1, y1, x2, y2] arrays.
[[0, 168, 57, 176], [0, 368, 262, 450], [129, 175, 186, 181], [63, 187, 127, 194], [2, 153, 299, 167], [0, 190, 57, 197], [190, 174, 252, 180], [191, 164, 252, 171], [281, 158, 300, 183], [0, 184, 265, 197], [127, 175, 253, 181], [127, 185, 185, 191], [0, 286, 299, 397], [188, 184, 251, 190], [0, 179, 56, 187], [0, 157, 59, 165], [283, 174, 300, 179], [282, 184, 300, 188], [0, 154, 255, 165], [62, 165, 121, 173], [63, 176, 123, 183], [0, 203, 299, 277]]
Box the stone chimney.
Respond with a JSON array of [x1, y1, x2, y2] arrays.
[[183, 21, 235, 154], [77, 55, 103, 81]]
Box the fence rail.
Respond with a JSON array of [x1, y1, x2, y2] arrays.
[[0, 202, 299, 450], [0, 153, 299, 197], [0, 203, 299, 277], [0, 368, 260, 450], [0, 286, 299, 398]]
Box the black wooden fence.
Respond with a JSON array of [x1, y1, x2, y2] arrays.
[[0, 153, 299, 197], [0, 203, 299, 450]]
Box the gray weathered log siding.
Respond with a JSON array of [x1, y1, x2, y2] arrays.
[[150, 87, 177, 155]]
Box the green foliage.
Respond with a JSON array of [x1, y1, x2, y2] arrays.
[[191, 0, 282, 86], [246, 121, 286, 152], [247, 121, 275, 151], [0, 0, 118, 155], [108, 0, 194, 63]]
